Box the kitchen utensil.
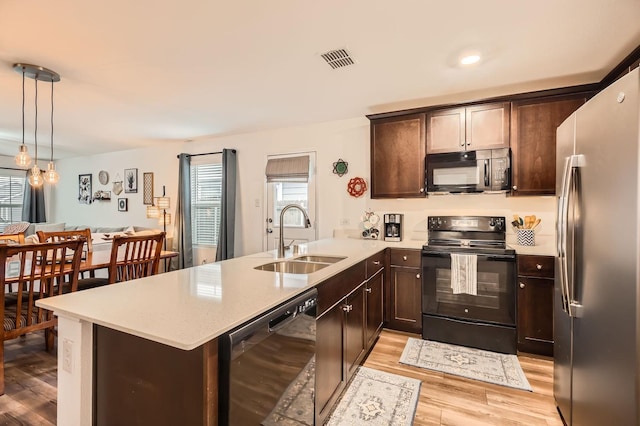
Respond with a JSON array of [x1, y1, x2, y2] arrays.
[[511, 220, 521, 229], [531, 218, 542, 230]]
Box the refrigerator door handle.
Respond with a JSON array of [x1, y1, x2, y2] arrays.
[[557, 156, 571, 313], [565, 154, 585, 318]]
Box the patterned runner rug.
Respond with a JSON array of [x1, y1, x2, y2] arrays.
[[399, 337, 532, 391], [326, 366, 421, 426]]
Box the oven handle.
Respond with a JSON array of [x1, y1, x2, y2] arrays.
[[422, 252, 515, 261], [484, 159, 490, 187]]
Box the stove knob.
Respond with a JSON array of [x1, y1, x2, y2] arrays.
[[489, 218, 496, 227]]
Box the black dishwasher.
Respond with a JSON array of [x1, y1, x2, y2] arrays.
[[219, 288, 317, 426]]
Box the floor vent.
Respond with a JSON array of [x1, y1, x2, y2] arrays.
[[320, 48, 355, 69]]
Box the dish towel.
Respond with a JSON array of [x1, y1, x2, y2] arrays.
[[450, 253, 478, 295]]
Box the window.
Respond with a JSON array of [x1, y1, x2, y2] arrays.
[[190, 163, 222, 246], [0, 172, 26, 233], [273, 182, 308, 227]]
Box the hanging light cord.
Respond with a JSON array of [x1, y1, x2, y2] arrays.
[[21, 69, 25, 145], [34, 78, 38, 163], [50, 80, 54, 161]]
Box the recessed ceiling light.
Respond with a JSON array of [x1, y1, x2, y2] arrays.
[[460, 54, 481, 65]]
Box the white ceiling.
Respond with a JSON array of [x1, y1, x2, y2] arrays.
[[0, 0, 638, 159]]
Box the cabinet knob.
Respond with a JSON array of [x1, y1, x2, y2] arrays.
[[342, 304, 353, 312], [460, 141, 465, 146], [416, 273, 421, 279], [372, 260, 381, 266], [366, 287, 372, 294], [512, 185, 518, 191], [403, 255, 408, 261], [536, 264, 542, 270], [520, 282, 525, 289], [419, 188, 425, 193]]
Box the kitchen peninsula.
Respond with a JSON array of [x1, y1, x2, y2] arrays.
[[37, 238, 419, 425]]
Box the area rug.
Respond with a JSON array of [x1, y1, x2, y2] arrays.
[[399, 337, 532, 391], [326, 366, 421, 426], [262, 357, 315, 426]]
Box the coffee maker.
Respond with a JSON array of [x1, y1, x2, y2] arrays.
[[383, 214, 403, 242]]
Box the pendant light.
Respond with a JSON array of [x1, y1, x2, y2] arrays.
[[12, 64, 61, 186], [14, 68, 31, 167], [44, 80, 60, 184], [28, 78, 43, 188]]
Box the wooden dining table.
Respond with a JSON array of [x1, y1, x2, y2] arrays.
[[79, 249, 178, 274]]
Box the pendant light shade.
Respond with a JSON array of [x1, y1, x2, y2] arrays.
[[146, 205, 160, 218], [12, 63, 60, 186]]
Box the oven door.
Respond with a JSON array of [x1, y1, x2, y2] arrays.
[[421, 251, 516, 326]]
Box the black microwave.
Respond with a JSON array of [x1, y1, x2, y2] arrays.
[[426, 148, 511, 193]]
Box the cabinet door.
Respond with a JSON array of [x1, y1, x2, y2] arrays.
[[315, 304, 344, 420], [344, 286, 366, 378], [517, 276, 554, 356], [426, 107, 465, 153], [465, 102, 510, 150], [511, 96, 586, 195], [365, 270, 384, 348], [371, 114, 426, 198], [388, 266, 422, 333]]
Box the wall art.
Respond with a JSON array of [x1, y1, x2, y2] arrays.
[[93, 190, 111, 201], [332, 158, 349, 177], [78, 174, 92, 204], [118, 198, 128, 212], [143, 172, 154, 205], [124, 168, 138, 193]]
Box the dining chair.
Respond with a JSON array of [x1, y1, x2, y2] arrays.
[[80, 232, 166, 287], [0, 239, 84, 395], [37, 228, 96, 283], [0, 233, 26, 244]]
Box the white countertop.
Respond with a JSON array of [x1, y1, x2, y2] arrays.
[[37, 236, 556, 351], [37, 238, 397, 351]]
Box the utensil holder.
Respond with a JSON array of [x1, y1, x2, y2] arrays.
[[517, 229, 535, 246]]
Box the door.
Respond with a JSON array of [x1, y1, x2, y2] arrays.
[[264, 152, 317, 251], [315, 304, 344, 419], [344, 285, 365, 378], [569, 70, 639, 426], [427, 107, 465, 153], [554, 112, 576, 425], [465, 102, 510, 150], [389, 266, 422, 333], [365, 270, 384, 347]]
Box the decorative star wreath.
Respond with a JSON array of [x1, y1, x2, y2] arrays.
[[332, 158, 349, 177], [347, 177, 367, 197]]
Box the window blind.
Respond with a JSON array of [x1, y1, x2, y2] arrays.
[[265, 155, 310, 182], [0, 174, 26, 232], [190, 163, 223, 246]]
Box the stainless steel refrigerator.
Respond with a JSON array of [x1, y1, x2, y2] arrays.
[[555, 67, 639, 425]]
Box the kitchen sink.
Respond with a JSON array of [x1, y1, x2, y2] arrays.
[[254, 260, 330, 274], [254, 255, 346, 274], [293, 255, 346, 264]]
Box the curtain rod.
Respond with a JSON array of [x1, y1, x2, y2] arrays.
[[0, 166, 28, 172], [176, 149, 236, 159]]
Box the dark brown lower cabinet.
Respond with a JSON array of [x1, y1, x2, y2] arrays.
[[517, 255, 555, 356], [93, 325, 218, 426], [315, 252, 385, 425], [365, 269, 384, 347], [386, 249, 422, 334]]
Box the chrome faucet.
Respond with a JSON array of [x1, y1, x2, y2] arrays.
[[278, 204, 311, 258]]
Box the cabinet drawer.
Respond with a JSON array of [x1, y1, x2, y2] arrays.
[[389, 249, 421, 267], [316, 261, 366, 314], [366, 250, 385, 278], [518, 255, 554, 278]]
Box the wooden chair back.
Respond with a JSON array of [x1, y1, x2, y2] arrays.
[[107, 232, 165, 284], [0, 239, 84, 394], [0, 233, 25, 244], [37, 228, 93, 253]]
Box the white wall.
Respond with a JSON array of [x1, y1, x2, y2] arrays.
[[52, 116, 556, 259]]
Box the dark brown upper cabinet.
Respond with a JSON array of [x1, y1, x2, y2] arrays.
[[426, 102, 510, 154], [510, 95, 587, 196], [370, 114, 426, 198]]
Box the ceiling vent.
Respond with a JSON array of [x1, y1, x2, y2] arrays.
[[320, 48, 355, 69]]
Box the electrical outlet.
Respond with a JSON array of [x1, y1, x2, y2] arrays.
[[62, 339, 73, 373], [340, 218, 350, 226], [254, 198, 261, 207]]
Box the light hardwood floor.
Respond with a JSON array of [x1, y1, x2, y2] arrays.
[[0, 329, 563, 425], [364, 330, 564, 426]]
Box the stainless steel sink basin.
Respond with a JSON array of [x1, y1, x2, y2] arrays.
[[293, 255, 346, 264], [254, 260, 330, 274]]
